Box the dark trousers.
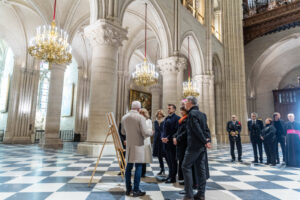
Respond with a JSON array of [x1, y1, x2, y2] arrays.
[[264, 142, 276, 165], [142, 164, 146, 176], [178, 159, 184, 181], [182, 150, 206, 198], [165, 145, 177, 180], [276, 136, 286, 163], [125, 163, 142, 192], [251, 140, 263, 162], [229, 137, 242, 160], [158, 156, 167, 172]]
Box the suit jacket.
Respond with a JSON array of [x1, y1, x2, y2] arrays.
[[162, 113, 180, 146], [186, 106, 208, 152], [121, 110, 152, 163], [247, 119, 264, 142], [227, 120, 242, 140], [261, 124, 277, 143]]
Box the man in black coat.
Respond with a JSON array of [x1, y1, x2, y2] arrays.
[[182, 96, 211, 200], [227, 115, 242, 162], [248, 112, 264, 163], [161, 104, 180, 183], [273, 112, 286, 164]]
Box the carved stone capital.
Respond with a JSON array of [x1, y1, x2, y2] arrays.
[[157, 56, 187, 75], [84, 19, 128, 48], [193, 74, 214, 85]]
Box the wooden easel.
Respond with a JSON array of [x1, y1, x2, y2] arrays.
[[88, 112, 126, 187]]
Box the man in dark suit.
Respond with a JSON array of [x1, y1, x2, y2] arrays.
[[227, 115, 242, 162], [273, 112, 286, 164], [248, 112, 264, 163], [182, 96, 211, 200], [161, 104, 180, 183]]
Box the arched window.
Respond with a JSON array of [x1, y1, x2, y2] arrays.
[[0, 40, 14, 132], [212, 0, 222, 41], [182, 0, 205, 24]]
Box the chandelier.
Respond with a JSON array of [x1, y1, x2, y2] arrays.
[[183, 37, 199, 98], [28, 0, 72, 69], [132, 3, 159, 87]]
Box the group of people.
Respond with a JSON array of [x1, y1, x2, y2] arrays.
[[120, 96, 211, 200], [227, 112, 300, 167]]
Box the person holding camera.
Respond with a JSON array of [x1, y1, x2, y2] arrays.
[[227, 115, 242, 162], [248, 112, 264, 163]]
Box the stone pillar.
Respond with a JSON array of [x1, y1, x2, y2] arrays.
[[4, 60, 40, 144], [158, 56, 186, 112], [77, 19, 127, 156], [40, 64, 66, 149], [74, 66, 90, 141], [222, 0, 249, 142], [150, 84, 162, 121], [193, 74, 217, 143]]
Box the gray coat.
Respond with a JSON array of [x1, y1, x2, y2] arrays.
[[121, 110, 153, 163]]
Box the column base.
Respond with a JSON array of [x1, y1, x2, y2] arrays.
[[77, 142, 116, 157], [3, 136, 32, 144], [40, 138, 63, 149]]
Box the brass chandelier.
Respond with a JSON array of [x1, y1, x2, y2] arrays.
[[183, 37, 199, 98], [28, 0, 72, 68], [132, 3, 159, 87]]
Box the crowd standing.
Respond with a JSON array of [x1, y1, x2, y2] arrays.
[[120, 98, 300, 199]]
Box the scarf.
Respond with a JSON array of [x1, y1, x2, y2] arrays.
[[179, 115, 188, 124]]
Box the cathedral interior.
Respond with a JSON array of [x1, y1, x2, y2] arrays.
[[0, 0, 300, 199]]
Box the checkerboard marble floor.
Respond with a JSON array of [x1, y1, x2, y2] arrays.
[[0, 143, 299, 200]]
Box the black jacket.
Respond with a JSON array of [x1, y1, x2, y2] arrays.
[[153, 120, 166, 157], [174, 117, 187, 161], [285, 121, 299, 130], [273, 119, 286, 137], [247, 119, 264, 142], [261, 124, 277, 144], [227, 121, 242, 140], [162, 113, 180, 146], [186, 106, 209, 152]]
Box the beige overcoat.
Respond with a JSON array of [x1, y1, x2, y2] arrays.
[[121, 110, 153, 163]]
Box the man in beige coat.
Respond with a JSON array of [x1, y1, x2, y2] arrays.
[[121, 101, 153, 197]]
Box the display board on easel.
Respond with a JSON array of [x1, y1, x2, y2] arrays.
[[88, 112, 126, 187]]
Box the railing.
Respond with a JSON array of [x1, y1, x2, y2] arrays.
[[0, 130, 4, 142], [182, 0, 205, 24], [34, 129, 74, 143], [59, 130, 74, 142]]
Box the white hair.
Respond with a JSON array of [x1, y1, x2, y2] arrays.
[[131, 101, 141, 110], [287, 113, 295, 118]]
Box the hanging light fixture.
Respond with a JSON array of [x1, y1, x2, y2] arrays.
[[183, 37, 199, 98], [132, 3, 159, 87], [28, 0, 72, 69]]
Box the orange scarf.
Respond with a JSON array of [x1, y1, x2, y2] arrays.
[[179, 115, 188, 124]]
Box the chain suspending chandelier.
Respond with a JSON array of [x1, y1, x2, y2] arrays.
[[28, 0, 72, 69], [183, 37, 199, 98], [132, 3, 159, 87]]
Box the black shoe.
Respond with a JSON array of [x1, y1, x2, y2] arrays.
[[179, 190, 186, 195], [260, 160, 263, 164], [271, 163, 276, 166], [265, 162, 270, 165], [252, 160, 258, 164], [194, 192, 205, 200], [133, 190, 146, 197], [179, 181, 185, 185], [165, 178, 176, 183], [157, 170, 165, 176], [231, 159, 235, 162], [117, 172, 122, 176], [192, 184, 198, 190], [125, 190, 132, 196], [238, 159, 243, 162]]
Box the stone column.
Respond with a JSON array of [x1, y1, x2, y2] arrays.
[[74, 66, 90, 142], [77, 19, 127, 156], [222, 0, 249, 142], [40, 64, 66, 149], [158, 56, 186, 112], [193, 74, 217, 143], [4, 60, 40, 144], [150, 84, 162, 121]]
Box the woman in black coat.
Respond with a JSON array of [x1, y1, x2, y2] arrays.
[[152, 110, 167, 175], [261, 118, 277, 166]]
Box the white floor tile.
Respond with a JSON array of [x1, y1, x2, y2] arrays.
[[20, 183, 65, 192], [45, 192, 90, 200]]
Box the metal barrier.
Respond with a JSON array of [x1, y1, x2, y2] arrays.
[[59, 130, 74, 141], [0, 130, 4, 142], [35, 130, 45, 143]]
